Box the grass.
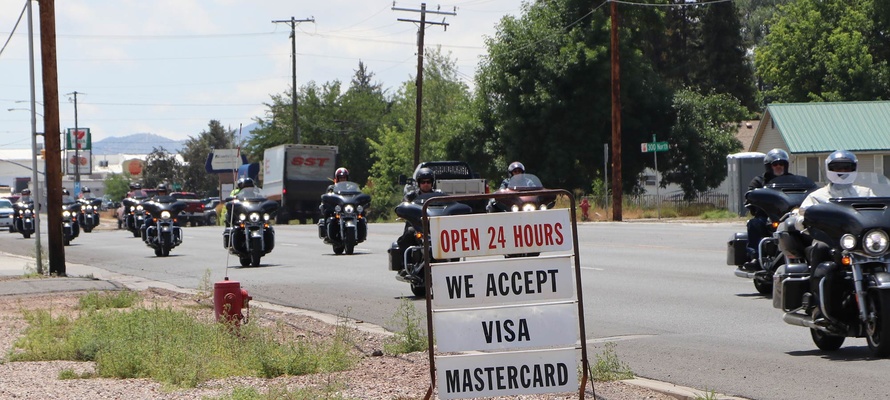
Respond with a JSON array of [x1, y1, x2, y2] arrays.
[[9, 294, 359, 389], [77, 290, 141, 310], [590, 342, 634, 381], [383, 297, 428, 355], [205, 384, 356, 400]]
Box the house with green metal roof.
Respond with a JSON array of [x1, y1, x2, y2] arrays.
[[750, 101, 890, 182]]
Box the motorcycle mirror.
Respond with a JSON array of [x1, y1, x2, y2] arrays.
[[398, 174, 407, 185]]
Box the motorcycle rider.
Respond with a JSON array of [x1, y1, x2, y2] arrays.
[[327, 168, 350, 193], [79, 186, 93, 199], [742, 148, 793, 271], [500, 161, 526, 190], [12, 188, 34, 233], [792, 150, 875, 316], [405, 167, 441, 202], [225, 178, 262, 227]]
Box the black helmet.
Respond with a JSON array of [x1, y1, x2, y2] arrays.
[[763, 149, 789, 171], [238, 177, 255, 189], [21, 188, 30, 196], [334, 167, 350, 182], [416, 167, 435, 182], [157, 183, 168, 193], [825, 150, 858, 185], [62, 188, 70, 196], [81, 187, 91, 193], [508, 161, 525, 174], [130, 182, 142, 190]]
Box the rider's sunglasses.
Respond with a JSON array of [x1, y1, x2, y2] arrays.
[[418, 180, 433, 185], [770, 161, 785, 167]]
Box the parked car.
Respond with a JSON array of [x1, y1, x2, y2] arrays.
[[169, 192, 205, 226], [0, 199, 14, 231], [100, 195, 117, 211], [202, 198, 220, 226]]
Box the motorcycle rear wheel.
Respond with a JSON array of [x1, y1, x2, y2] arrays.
[[810, 309, 844, 352], [753, 279, 773, 296], [866, 289, 890, 357]]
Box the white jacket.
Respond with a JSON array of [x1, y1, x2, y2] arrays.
[[794, 183, 876, 231]]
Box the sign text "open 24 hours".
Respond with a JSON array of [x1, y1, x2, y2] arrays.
[[430, 209, 573, 259]]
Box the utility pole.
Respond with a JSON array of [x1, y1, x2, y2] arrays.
[[272, 16, 315, 144], [67, 91, 82, 195], [38, 0, 66, 276], [393, 3, 456, 167], [26, 0, 43, 273], [610, 0, 623, 222]]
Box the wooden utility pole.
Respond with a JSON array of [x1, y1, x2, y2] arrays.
[[393, 3, 456, 167], [272, 16, 315, 144], [38, 0, 65, 275], [610, 0, 623, 221]]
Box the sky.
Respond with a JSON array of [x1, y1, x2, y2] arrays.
[[0, 0, 523, 149]]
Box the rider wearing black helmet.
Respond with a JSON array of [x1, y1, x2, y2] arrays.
[[405, 167, 440, 202], [742, 149, 794, 271]]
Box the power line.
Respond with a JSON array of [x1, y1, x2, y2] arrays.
[[0, 0, 27, 59]]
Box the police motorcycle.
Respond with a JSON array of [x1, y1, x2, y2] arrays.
[[726, 175, 817, 294], [222, 188, 278, 267], [140, 195, 186, 257], [77, 197, 102, 233], [12, 198, 35, 239], [388, 191, 473, 297], [487, 173, 556, 258], [61, 193, 81, 246], [319, 181, 371, 255], [773, 175, 890, 356]]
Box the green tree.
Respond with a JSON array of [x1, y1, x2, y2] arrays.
[[141, 147, 182, 189], [660, 89, 747, 199], [179, 120, 236, 196], [103, 172, 132, 201], [754, 0, 890, 102]]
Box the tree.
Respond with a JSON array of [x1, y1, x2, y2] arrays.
[[659, 89, 747, 199], [141, 147, 182, 189], [179, 120, 236, 196], [103, 172, 132, 201], [754, 0, 890, 102]]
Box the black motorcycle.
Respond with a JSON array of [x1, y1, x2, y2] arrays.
[[122, 197, 148, 238], [773, 194, 890, 356], [223, 193, 278, 267], [141, 196, 186, 257], [727, 175, 817, 294], [319, 181, 371, 255], [388, 191, 473, 297], [77, 197, 103, 233], [61, 196, 81, 246], [487, 173, 556, 258], [12, 200, 35, 239]]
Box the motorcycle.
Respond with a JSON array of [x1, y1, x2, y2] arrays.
[[61, 196, 81, 246], [121, 197, 148, 238], [773, 186, 890, 356], [388, 191, 473, 297], [77, 197, 103, 233], [222, 192, 278, 267], [12, 200, 35, 239], [318, 181, 371, 255], [487, 173, 556, 258], [141, 197, 186, 257], [726, 175, 817, 294]]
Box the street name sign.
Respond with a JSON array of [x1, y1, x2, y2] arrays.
[[641, 141, 668, 152]]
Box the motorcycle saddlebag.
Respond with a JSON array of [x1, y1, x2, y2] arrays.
[[317, 219, 326, 239], [222, 227, 232, 249], [727, 232, 748, 266], [388, 242, 403, 271], [772, 263, 810, 311]]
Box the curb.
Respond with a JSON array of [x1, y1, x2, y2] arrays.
[[623, 377, 749, 400]]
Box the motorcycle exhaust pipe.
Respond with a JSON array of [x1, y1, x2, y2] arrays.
[[734, 269, 756, 279], [783, 312, 833, 333]]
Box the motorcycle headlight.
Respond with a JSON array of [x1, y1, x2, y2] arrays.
[[249, 213, 261, 222], [136, 205, 144, 211], [863, 229, 890, 256], [357, 205, 364, 213], [539, 204, 548, 210], [85, 205, 93, 211], [511, 205, 520, 212], [335, 205, 342, 213], [23, 210, 31, 216], [238, 213, 247, 222], [160, 211, 171, 219], [840, 234, 857, 250], [129, 206, 135, 212], [62, 211, 71, 218], [345, 205, 354, 214], [522, 203, 536, 212], [263, 213, 270, 221]]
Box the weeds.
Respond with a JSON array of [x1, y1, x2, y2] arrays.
[[58, 369, 96, 380], [383, 297, 427, 354], [695, 389, 719, 400], [77, 290, 141, 310], [193, 269, 213, 303], [590, 342, 634, 381], [206, 384, 355, 400]]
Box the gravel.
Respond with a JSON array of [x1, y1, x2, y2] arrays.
[[0, 287, 677, 399]]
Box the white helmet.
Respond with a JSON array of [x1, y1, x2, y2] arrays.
[[825, 150, 858, 185]]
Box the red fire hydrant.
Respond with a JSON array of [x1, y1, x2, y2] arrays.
[[214, 278, 251, 326], [580, 198, 590, 221]]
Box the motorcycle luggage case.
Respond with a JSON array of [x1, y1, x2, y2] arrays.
[[727, 232, 748, 266], [773, 263, 810, 311], [388, 242, 403, 271]]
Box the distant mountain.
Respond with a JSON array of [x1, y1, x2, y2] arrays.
[[92, 133, 186, 155]]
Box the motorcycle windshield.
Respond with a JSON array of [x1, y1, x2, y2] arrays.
[[323, 182, 371, 210], [505, 173, 544, 191], [332, 181, 362, 195], [395, 192, 472, 228]]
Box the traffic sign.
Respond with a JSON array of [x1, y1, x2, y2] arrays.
[[641, 141, 668, 152]]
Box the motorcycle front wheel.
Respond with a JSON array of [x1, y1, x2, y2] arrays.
[[810, 309, 844, 352], [410, 283, 426, 298], [866, 289, 890, 357], [333, 244, 345, 255], [345, 243, 354, 255]]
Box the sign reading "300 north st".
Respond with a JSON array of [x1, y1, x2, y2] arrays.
[[429, 209, 573, 259]]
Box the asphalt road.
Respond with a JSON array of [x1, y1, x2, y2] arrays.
[[2, 219, 889, 400]]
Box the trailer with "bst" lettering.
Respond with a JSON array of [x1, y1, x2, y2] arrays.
[[262, 144, 339, 224]]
